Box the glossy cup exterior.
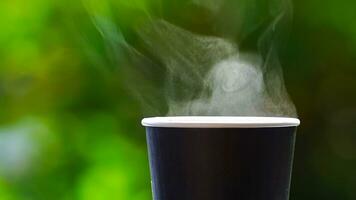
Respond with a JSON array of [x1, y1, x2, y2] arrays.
[[144, 119, 297, 200]]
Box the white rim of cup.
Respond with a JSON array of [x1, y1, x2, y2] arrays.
[[141, 116, 300, 128]]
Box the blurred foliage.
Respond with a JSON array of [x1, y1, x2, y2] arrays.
[[0, 0, 355, 199]]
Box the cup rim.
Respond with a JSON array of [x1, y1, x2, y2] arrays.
[[142, 116, 300, 128]]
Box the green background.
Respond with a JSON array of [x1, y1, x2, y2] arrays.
[[0, 0, 355, 199]]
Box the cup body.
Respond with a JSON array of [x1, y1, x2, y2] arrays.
[[143, 117, 299, 200]]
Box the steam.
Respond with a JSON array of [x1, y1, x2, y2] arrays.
[[86, 0, 297, 117], [192, 0, 223, 13]]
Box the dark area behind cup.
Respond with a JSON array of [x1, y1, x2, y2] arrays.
[[146, 127, 297, 200]]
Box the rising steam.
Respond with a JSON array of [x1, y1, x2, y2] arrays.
[[86, 0, 297, 117]]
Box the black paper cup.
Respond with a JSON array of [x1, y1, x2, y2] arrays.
[[142, 116, 300, 200]]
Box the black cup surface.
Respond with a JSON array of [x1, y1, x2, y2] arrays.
[[143, 117, 299, 200]]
